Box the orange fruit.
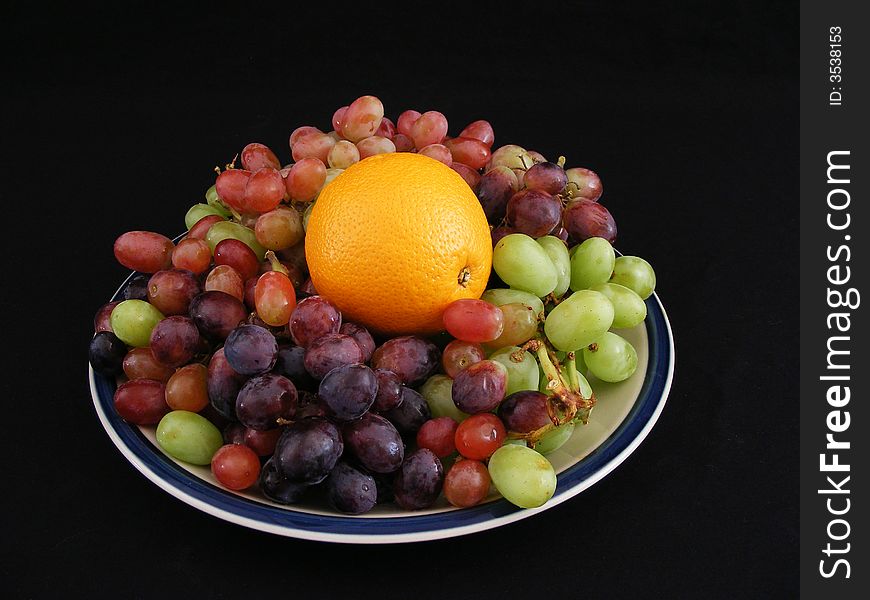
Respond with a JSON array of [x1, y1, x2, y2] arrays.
[[305, 152, 492, 336]]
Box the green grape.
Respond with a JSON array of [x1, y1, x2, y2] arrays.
[[569, 237, 616, 291], [302, 202, 315, 231], [184, 203, 226, 230], [536, 235, 571, 297], [589, 282, 647, 328], [204, 185, 233, 217], [505, 438, 527, 447], [577, 369, 593, 398], [489, 346, 540, 396], [544, 289, 614, 351], [109, 299, 164, 348], [583, 331, 638, 382], [609, 256, 656, 299], [205, 221, 267, 260], [420, 374, 469, 422], [534, 422, 575, 455], [481, 288, 545, 318], [488, 444, 556, 508], [156, 410, 224, 465], [492, 233, 558, 298]]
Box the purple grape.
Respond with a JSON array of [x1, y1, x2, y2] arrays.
[[303, 333, 364, 379], [260, 458, 310, 504], [295, 390, 328, 420], [273, 344, 317, 391], [146, 269, 202, 316], [223, 324, 278, 375], [88, 331, 127, 376], [122, 274, 150, 301], [326, 461, 378, 514], [477, 168, 517, 223], [274, 417, 343, 484], [566, 167, 603, 202], [383, 387, 431, 435], [235, 373, 298, 430], [523, 161, 568, 194], [149, 315, 201, 368], [189, 290, 247, 341], [94, 301, 120, 333], [491, 225, 516, 247], [372, 369, 403, 412], [505, 189, 562, 237], [393, 448, 444, 510], [498, 390, 551, 433], [563, 199, 617, 243], [318, 363, 378, 422], [371, 336, 440, 386], [452, 359, 507, 414], [343, 413, 404, 474], [207, 348, 248, 421], [339, 322, 375, 362], [289, 295, 341, 348], [223, 422, 247, 445]]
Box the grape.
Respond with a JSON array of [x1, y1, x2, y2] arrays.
[[206, 348, 248, 420], [371, 336, 441, 386], [536, 236, 571, 297], [441, 340, 486, 378], [327, 139, 360, 169], [156, 410, 224, 465], [444, 459, 491, 507], [383, 387, 431, 435], [211, 444, 261, 490], [452, 360, 507, 414], [455, 413, 506, 460], [303, 333, 364, 380], [610, 256, 656, 299], [589, 282, 647, 328], [241, 143, 280, 172], [565, 167, 603, 202], [121, 274, 150, 302], [259, 458, 310, 504], [570, 236, 616, 291], [114, 379, 170, 425], [341, 95, 385, 142], [326, 461, 378, 515], [253, 206, 303, 252], [492, 233, 558, 297], [375, 117, 396, 139], [289, 125, 322, 146], [205, 264, 246, 303], [224, 324, 279, 375], [244, 427, 282, 456], [123, 347, 174, 382], [88, 332, 127, 376], [418, 143, 453, 166], [357, 135, 396, 159], [526, 150, 546, 164], [188, 291, 247, 341], [289, 295, 341, 348], [372, 369, 403, 412], [274, 417, 343, 484], [223, 422, 247, 445], [235, 373, 297, 430], [444, 137, 491, 170], [393, 448, 444, 510], [498, 390, 550, 433], [272, 344, 316, 391], [535, 422, 575, 455], [477, 166, 519, 223], [340, 322, 375, 362], [420, 374, 469, 422], [214, 238, 260, 281], [291, 132, 336, 164], [506, 189, 562, 238], [459, 120, 495, 147], [442, 299, 504, 343], [165, 363, 209, 412], [110, 299, 164, 348], [396, 110, 422, 137], [489, 346, 540, 396], [144, 269, 201, 316], [113, 231, 174, 273], [255, 271, 297, 327], [488, 444, 556, 508], [487, 144, 532, 172], [524, 162, 568, 194], [149, 315, 201, 368], [481, 288, 545, 318], [94, 301, 120, 333], [563, 199, 616, 243], [584, 332, 638, 382], [392, 133, 414, 152], [214, 168, 252, 212], [172, 238, 211, 274], [491, 226, 514, 246], [343, 412, 404, 473], [553, 226, 569, 243], [285, 158, 327, 202], [451, 163, 481, 191], [331, 107, 348, 132], [205, 221, 266, 260], [484, 303, 538, 350], [544, 290, 614, 352], [409, 111, 448, 149], [318, 363, 378, 422], [416, 416, 458, 458], [184, 204, 226, 230], [187, 214, 225, 240]]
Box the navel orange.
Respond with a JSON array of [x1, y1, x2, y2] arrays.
[[305, 152, 492, 336]]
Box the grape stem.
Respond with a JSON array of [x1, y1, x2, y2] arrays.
[[264, 251, 290, 276]]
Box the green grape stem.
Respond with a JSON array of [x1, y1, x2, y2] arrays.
[[264, 251, 290, 276]]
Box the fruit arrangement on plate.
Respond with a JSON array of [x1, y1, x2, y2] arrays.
[[88, 94, 657, 515]]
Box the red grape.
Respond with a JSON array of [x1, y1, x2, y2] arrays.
[[451, 162, 481, 192], [396, 109, 422, 137], [371, 336, 441, 386], [291, 132, 336, 163], [147, 269, 202, 315], [459, 120, 495, 147], [331, 107, 348, 133], [341, 95, 385, 142], [171, 238, 211, 274], [113, 231, 174, 273], [375, 117, 396, 139], [418, 143, 452, 166], [243, 167, 285, 213], [444, 459, 491, 507], [205, 264, 245, 302], [409, 111, 448, 149], [285, 158, 326, 202], [289, 295, 341, 348], [94, 301, 120, 333], [454, 413, 506, 460], [165, 363, 209, 412], [214, 169, 252, 213], [416, 417, 459, 458], [114, 379, 169, 425], [241, 143, 281, 171], [392, 133, 414, 152], [211, 444, 261, 490], [563, 199, 617, 243], [565, 167, 603, 202], [214, 238, 259, 281], [255, 270, 297, 327], [187, 214, 224, 240], [442, 299, 504, 343], [444, 137, 491, 170], [441, 339, 486, 378], [122, 347, 174, 382], [524, 161, 568, 194]]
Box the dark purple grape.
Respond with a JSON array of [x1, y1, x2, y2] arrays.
[[563, 199, 617, 243], [505, 189, 562, 237], [303, 333, 365, 379], [207, 347, 248, 420], [189, 290, 247, 341], [452, 359, 507, 414], [147, 269, 202, 316], [477, 168, 517, 223], [274, 417, 343, 484], [372, 369, 403, 412], [339, 322, 375, 362], [235, 373, 298, 430], [289, 295, 341, 348], [393, 448, 444, 510], [370, 336, 440, 386], [326, 461, 377, 514], [273, 344, 317, 391], [223, 422, 247, 445], [383, 387, 431, 435], [343, 413, 404, 474], [295, 390, 328, 420], [88, 332, 127, 376], [491, 225, 516, 247], [498, 390, 551, 433], [523, 161, 568, 195], [318, 363, 378, 422], [223, 324, 278, 375], [260, 458, 310, 504], [149, 316, 201, 368], [122, 274, 151, 301], [553, 226, 570, 242]]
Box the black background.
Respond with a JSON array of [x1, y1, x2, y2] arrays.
[[2, 2, 798, 598]]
